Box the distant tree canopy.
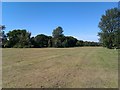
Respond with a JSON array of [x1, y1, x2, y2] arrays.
[[98, 8, 120, 49], [1, 26, 100, 48]]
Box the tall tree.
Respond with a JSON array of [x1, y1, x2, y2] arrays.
[[98, 8, 120, 49], [52, 26, 64, 38], [52, 26, 64, 47]]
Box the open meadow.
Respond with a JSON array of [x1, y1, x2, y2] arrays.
[[2, 47, 118, 88]]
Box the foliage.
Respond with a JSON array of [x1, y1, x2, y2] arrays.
[[1, 26, 101, 48], [52, 26, 64, 38], [34, 34, 50, 48], [6, 29, 31, 48], [76, 40, 84, 46], [98, 8, 120, 49], [64, 36, 78, 47], [83, 41, 100, 46], [0, 25, 7, 47]]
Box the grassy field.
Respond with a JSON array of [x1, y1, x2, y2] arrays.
[[2, 47, 118, 88]]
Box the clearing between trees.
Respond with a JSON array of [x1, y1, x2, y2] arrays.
[[2, 47, 118, 88]]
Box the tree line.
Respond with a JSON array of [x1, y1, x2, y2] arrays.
[[0, 26, 100, 48]]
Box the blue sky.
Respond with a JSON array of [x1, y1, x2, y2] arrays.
[[2, 2, 118, 42]]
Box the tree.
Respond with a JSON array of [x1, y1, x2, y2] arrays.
[[52, 38, 62, 48], [30, 37, 36, 48], [34, 34, 49, 48], [52, 36, 65, 48], [0, 25, 7, 48], [7, 29, 31, 48], [62, 39, 69, 47], [48, 36, 52, 47], [63, 36, 78, 47], [52, 26, 65, 47], [76, 40, 84, 47], [98, 8, 120, 49], [52, 26, 64, 38]]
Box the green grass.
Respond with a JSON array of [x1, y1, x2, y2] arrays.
[[2, 47, 118, 88]]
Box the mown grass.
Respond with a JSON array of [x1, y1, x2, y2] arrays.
[[2, 47, 118, 88]]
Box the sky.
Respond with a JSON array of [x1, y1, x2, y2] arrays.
[[2, 2, 118, 42]]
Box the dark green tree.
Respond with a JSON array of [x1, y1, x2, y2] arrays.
[[98, 8, 120, 49], [7, 29, 31, 48], [63, 36, 78, 47], [30, 37, 36, 48], [34, 34, 49, 47]]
